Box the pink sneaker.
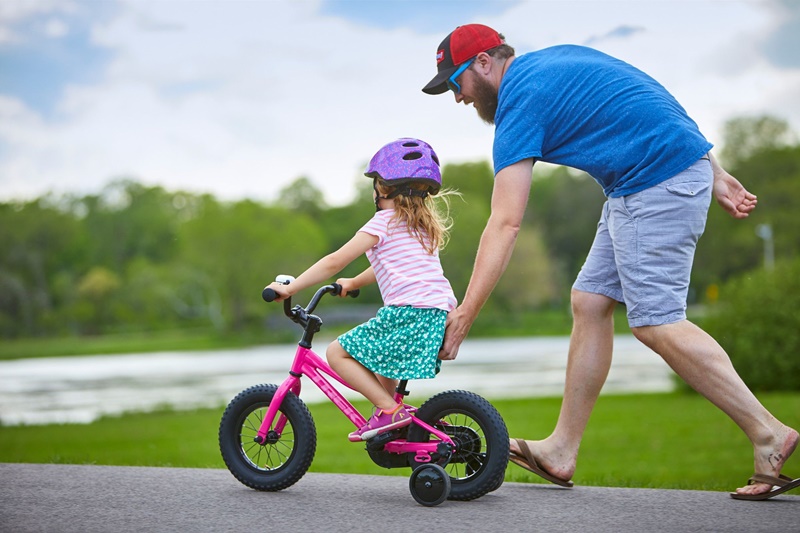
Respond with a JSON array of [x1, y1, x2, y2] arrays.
[[348, 404, 412, 442]]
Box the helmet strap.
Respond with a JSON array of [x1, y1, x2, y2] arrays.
[[373, 179, 387, 211], [402, 188, 429, 198], [373, 179, 429, 211]]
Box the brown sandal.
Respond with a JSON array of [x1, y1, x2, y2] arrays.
[[730, 473, 800, 500], [508, 438, 574, 488]]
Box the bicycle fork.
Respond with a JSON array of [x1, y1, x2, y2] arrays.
[[253, 375, 299, 444]]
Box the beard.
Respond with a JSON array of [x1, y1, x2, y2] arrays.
[[472, 75, 499, 125]]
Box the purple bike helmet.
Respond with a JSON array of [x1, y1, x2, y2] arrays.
[[365, 138, 442, 196]]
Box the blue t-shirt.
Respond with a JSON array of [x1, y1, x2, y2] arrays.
[[493, 45, 713, 197]]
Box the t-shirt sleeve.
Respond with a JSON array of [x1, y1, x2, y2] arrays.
[[493, 98, 545, 174], [358, 211, 389, 246]]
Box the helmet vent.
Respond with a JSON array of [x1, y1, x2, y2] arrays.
[[364, 138, 442, 191]]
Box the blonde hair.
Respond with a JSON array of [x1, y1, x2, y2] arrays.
[[375, 180, 458, 255]]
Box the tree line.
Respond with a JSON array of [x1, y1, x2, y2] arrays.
[[2, 116, 799, 340]]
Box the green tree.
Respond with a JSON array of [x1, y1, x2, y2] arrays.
[[528, 165, 606, 299], [278, 176, 327, 219], [78, 180, 182, 271], [694, 144, 800, 297], [719, 115, 795, 168], [703, 258, 800, 391], [439, 162, 493, 300], [732, 145, 800, 260], [315, 199, 376, 302], [75, 266, 122, 334], [441, 160, 599, 311], [493, 225, 559, 310], [0, 198, 84, 337], [178, 197, 326, 330], [445, 160, 494, 200]]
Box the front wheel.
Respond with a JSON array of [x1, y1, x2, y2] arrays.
[[407, 390, 508, 501], [219, 384, 316, 491]]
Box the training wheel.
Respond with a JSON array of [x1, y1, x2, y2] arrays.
[[409, 463, 451, 507]]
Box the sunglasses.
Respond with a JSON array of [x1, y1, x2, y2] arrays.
[[446, 59, 474, 94]]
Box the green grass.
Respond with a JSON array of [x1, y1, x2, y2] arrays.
[[2, 392, 798, 491]]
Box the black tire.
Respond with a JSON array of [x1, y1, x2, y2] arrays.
[[409, 463, 451, 507], [407, 390, 508, 501], [219, 384, 316, 491]]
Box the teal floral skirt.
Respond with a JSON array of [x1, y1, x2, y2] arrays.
[[337, 306, 446, 380]]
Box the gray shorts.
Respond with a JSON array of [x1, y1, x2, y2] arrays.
[[573, 157, 713, 327]]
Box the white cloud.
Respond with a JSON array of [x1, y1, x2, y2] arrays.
[[43, 17, 69, 38], [0, 0, 78, 43], [1, 0, 798, 206]]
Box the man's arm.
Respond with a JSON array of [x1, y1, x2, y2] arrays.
[[710, 153, 757, 219], [439, 159, 534, 360]]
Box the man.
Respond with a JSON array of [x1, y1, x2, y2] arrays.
[[423, 23, 798, 500]]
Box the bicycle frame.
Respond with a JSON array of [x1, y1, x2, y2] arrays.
[[257, 285, 455, 461], [256, 343, 454, 459]]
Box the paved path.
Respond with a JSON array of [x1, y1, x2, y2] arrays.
[[1, 463, 797, 532]]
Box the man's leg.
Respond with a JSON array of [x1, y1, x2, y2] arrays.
[[510, 289, 617, 481], [633, 321, 799, 496], [617, 160, 797, 496]]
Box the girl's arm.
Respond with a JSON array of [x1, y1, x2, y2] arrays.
[[266, 232, 378, 300], [336, 266, 376, 296]]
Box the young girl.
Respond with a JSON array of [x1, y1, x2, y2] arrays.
[[265, 138, 457, 441]]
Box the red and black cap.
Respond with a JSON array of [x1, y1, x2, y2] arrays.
[[422, 24, 503, 95]]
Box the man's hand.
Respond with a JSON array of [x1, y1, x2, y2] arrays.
[[710, 154, 757, 219], [713, 171, 757, 219], [438, 306, 473, 361]]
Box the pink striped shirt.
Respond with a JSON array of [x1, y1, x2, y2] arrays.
[[359, 209, 457, 312]]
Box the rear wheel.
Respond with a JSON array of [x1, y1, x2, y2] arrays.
[[408, 390, 508, 500], [219, 384, 316, 491]]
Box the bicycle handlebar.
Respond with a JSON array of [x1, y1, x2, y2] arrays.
[[262, 280, 360, 344], [262, 283, 360, 318], [261, 288, 279, 302]]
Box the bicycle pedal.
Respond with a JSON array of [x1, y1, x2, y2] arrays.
[[365, 429, 401, 451]]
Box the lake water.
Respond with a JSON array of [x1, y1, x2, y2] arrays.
[[0, 335, 674, 426]]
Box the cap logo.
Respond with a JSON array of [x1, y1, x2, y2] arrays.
[[436, 49, 444, 64]]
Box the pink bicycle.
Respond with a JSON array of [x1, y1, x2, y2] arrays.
[[218, 280, 509, 506]]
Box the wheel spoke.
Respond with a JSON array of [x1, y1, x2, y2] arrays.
[[220, 384, 316, 492]]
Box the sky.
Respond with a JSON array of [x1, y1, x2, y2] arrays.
[[1, 0, 799, 206]]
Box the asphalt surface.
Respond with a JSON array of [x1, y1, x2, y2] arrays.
[[1, 463, 798, 532]]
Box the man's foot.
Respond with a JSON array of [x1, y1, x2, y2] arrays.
[[348, 404, 412, 442], [734, 426, 799, 498], [509, 437, 576, 485]]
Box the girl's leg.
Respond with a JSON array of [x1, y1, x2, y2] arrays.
[[327, 340, 398, 411], [376, 375, 399, 398]]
